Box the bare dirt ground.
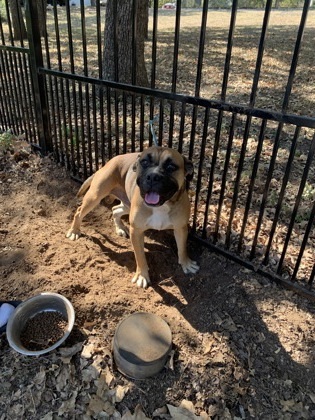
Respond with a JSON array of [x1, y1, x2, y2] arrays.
[[1, 145, 315, 419]]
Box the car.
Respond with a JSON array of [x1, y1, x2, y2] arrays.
[[162, 3, 176, 9]]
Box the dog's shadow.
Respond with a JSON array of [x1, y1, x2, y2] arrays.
[[84, 228, 182, 276]]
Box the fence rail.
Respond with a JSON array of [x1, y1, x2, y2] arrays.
[[1, 0, 315, 299]]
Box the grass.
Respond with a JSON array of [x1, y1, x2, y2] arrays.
[[0, 131, 14, 153]]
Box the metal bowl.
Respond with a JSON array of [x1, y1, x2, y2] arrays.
[[113, 312, 172, 379], [6, 292, 75, 356]]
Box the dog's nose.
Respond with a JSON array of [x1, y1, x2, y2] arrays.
[[146, 172, 161, 183]]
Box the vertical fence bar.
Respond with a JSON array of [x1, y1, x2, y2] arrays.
[[66, 1, 81, 174], [195, 0, 208, 98], [131, 0, 137, 86], [24, 0, 51, 153], [53, 3, 65, 163], [140, 96, 145, 151], [214, 113, 236, 243], [77, 81, 87, 178], [159, 99, 164, 146], [106, 87, 113, 159], [308, 264, 315, 288], [221, 0, 238, 101], [122, 93, 128, 153], [96, 0, 105, 166], [281, 0, 310, 112], [238, 119, 267, 253], [131, 93, 136, 152], [188, 0, 209, 162], [149, 0, 159, 147], [80, 0, 93, 174], [168, 0, 182, 148], [177, 101, 186, 154], [202, 113, 222, 239], [131, 1, 137, 151], [192, 107, 210, 232]]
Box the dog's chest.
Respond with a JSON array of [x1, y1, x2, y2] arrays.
[[146, 205, 173, 230]]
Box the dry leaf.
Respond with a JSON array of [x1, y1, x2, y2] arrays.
[[56, 365, 71, 392], [109, 384, 130, 403], [33, 368, 46, 388], [104, 365, 115, 387], [41, 413, 53, 420], [81, 364, 100, 383], [88, 395, 116, 416], [122, 404, 150, 420], [152, 405, 168, 417], [58, 391, 78, 416], [165, 349, 175, 370], [167, 399, 201, 419], [59, 342, 83, 358], [81, 342, 96, 359]]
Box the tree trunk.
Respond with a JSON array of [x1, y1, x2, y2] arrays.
[[103, 0, 149, 86], [8, 0, 27, 41], [36, 0, 48, 38], [8, 0, 47, 42]]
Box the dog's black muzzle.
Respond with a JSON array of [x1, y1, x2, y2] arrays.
[[137, 169, 179, 206]]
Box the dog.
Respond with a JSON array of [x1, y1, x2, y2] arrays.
[[66, 146, 199, 288]]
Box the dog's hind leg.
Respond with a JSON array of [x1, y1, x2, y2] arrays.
[[66, 190, 104, 240], [112, 202, 130, 237]]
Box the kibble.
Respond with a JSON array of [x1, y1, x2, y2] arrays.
[[20, 311, 68, 351]]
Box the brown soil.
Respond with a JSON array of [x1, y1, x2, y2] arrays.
[[1, 146, 315, 419]]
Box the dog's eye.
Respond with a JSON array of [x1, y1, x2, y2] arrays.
[[165, 163, 177, 172], [140, 159, 150, 168]]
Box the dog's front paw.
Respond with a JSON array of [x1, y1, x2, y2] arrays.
[[180, 258, 199, 274], [131, 273, 151, 289], [66, 229, 81, 241]]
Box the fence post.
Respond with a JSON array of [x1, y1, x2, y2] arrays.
[[24, 0, 52, 154]]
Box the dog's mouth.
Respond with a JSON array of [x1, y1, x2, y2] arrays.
[[144, 192, 163, 206]]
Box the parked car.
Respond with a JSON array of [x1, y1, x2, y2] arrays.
[[162, 3, 176, 9]]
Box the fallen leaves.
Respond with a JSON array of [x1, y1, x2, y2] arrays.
[[167, 399, 208, 419]]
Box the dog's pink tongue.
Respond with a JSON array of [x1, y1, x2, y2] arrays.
[[145, 192, 160, 205]]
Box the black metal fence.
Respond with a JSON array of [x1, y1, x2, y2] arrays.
[[1, 0, 315, 299]]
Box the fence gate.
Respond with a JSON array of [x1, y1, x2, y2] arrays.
[[1, 0, 315, 299]]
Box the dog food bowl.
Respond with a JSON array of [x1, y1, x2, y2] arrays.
[[113, 312, 172, 379], [6, 292, 75, 356]]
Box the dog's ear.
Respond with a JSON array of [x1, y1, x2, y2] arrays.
[[132, 154, 141, 172], [184, 157, 194, 181]]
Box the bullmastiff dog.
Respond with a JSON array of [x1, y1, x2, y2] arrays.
[[66, 146, 199, 288]]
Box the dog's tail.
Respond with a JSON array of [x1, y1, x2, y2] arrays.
[[76, 175, 94, 198]]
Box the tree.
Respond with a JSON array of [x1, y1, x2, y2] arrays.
[[35, 0, 48, 38], [8, 0, 27, 41], [8, 0, 47, 42], [103, 0, 149, 86]]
